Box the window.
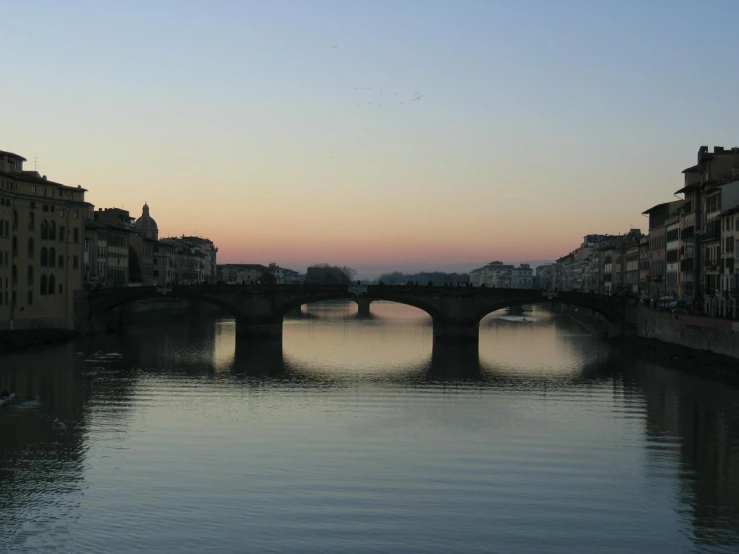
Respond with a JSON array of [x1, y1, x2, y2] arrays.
[[59, 226, 65, 241], [13, 210, 17, 230], [27, 238, 34, 258], [49, 221, 56, 240], [48, 275, 55, 295], [28, 211, 34, 230], [12, 264, 17, 286], [41, 220, 48, 240], [73, 227, 79, 243], [58, 255, 64, 268], [58, 283, 63, 295], [27, 265, 33, 286], [59, 209, 64, 217], [73, 256, 79, 269], [27, 290, 32, 306], [40, 274, 47, 296], [49, 247, 56, 268], [12, 236, 17, 258], [32, 185, 36, 193], [40, 247, 47, 267]]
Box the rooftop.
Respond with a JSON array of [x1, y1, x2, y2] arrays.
[[674, 183, 701, 195], [642, 201, 673, 215], [0, 150, 27, 161], [0, 170, 88, 192], [719, 205, 739, 218]]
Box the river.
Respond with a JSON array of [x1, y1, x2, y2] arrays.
[[1, 301, 738, 553]]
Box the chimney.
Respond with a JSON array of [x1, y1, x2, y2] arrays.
[[714, 146, 724, 154], [42, 175, 47, 180]]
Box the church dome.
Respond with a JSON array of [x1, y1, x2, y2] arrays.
[[134, 203, 159, 239]]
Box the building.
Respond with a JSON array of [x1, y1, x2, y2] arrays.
[[470, 261, 514, 288], [555, 254, 574, 291], [665, 215, 679, 297], [164, 236, 218, 284], [94, 208, 133, 287], [266, 263, 302, 284], [719, 202, 739, 318], [217, 263, 269, 284], [129, 234, 155, 285], [639, 235, 650, 297], [703, 175, 739, 316], [130, 203, 159, 286], [642, 201, 681, 299], [675, 164, 702, 303], [571, 235, 618, 291], [675, 146, 739, 311], [0, 149, 92, 329], [153, 240, 175, 286], [625, 240, 640, 295], [535, 264, 555, 290], [83, 219, 107, 287], [133, 202, 158, 241], [510, 264, 534, 289]]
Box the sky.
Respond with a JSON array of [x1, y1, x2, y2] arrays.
[[4, 0, 739, 278]]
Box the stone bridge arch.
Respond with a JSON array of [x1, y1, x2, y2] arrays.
[[277, 293, 441, 324], [473, 295, 624, 326], [82, 287, 246, 334]]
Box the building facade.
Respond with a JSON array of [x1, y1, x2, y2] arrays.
[[0, 150, 91, 329]]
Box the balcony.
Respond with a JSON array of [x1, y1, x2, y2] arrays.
[[704, 258, 718, 270], [680, 258, 694, 272], [681, 226, 695, 240]]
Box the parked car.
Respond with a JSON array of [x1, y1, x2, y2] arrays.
[[659, 296, 678, 310]]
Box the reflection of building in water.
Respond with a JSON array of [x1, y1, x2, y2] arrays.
[[633, 362, 739, 549], [0, 343, 87, 547]]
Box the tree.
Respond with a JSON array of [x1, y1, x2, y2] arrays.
[[305, 264, 356, 285]]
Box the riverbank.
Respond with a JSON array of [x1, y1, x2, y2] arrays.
[[612, 335, 739, 386], [556, 306, 739, 386], [0, 328, 80, 355]]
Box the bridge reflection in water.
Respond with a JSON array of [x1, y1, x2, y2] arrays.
[[2, 304, 738, 552]]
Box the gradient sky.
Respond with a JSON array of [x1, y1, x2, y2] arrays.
[[4, 0, 739, 277]]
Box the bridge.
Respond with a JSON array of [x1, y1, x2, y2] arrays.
[[77, 284, 638, 344]]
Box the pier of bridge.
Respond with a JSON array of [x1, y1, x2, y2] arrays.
[[78, 284, 637, 344]]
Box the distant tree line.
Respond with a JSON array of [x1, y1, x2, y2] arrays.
[[305, 264, 358, 285], [374, 271, 470, 286]]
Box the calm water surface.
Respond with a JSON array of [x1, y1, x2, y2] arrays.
[[1, 302, 739, 553]]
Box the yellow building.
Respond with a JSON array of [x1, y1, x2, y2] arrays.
[[0, 149, 92, 329]]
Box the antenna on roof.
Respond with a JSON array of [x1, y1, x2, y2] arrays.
[[34, 157, 38, 171]]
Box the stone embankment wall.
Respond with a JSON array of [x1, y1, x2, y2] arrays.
[[554, 304, 610, 334], [636, 306, 739, 359]]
